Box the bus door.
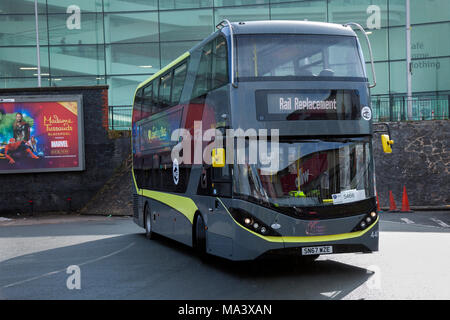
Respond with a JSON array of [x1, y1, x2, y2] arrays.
[[204, 161, 233, 258]]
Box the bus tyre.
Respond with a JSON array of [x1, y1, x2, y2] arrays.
[[144, 205, 155, 240], [194, 214, 208, 260]]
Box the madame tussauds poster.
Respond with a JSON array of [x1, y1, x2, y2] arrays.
[[0, 95, 84, 173]]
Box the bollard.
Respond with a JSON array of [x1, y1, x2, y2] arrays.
[[67, 197, 72, 213], [29, 199, 34, 216]]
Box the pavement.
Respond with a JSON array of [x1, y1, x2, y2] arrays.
[[0, 210, 449, 300], [0, 214, 118, 227]]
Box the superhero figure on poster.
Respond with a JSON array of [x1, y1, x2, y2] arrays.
[[3, 138, 39, 164], [28, 136, 38, 154], [13, 112, 31, 142]]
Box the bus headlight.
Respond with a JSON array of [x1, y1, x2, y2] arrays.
[[228, 208, 280, 237], [353, 211, 377, 232]]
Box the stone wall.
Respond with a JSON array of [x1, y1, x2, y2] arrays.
[[373, 120, 449, 208], [0, 86, 131, 214]]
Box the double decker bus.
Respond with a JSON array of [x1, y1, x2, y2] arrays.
[[131, 20, 393, 261]]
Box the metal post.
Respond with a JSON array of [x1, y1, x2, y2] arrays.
[[34, 0, 42, 87], [448, 95, 450, 120], [406, 0, 412, 120], [111, 106, 114, 130], [389, 95, 394, 122]]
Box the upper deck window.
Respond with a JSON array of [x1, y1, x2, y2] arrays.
[[236, 34, 365, 80]]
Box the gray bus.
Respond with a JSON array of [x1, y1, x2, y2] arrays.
[[131, 20, 393, 261]]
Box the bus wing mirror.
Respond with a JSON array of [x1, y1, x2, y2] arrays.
[[381, 134, 394, 154], [212, 148, 226, 168]]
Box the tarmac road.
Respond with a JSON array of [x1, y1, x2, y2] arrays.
[[0, 211, 449, 300]]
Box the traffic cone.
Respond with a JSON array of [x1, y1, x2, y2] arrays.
[[401, 186, 413, 213], [376, 191, 382, 213], [389, 190, 399, 212]]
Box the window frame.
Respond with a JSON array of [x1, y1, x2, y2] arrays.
[[171, 61, 188, 106], [141, 83, 153, 117], [192, 34, 230, 99]]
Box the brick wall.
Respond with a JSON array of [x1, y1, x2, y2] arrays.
[[0, 86, 131, 214]]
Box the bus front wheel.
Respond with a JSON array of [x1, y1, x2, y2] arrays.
[[144, 205, 155, 240], [194, 214, 207, 258]]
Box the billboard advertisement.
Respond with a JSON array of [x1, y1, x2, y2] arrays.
[[0, 95, 84, 174]]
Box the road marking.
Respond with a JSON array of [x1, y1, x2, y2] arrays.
[[430, 218, 450, 228], [320, 291, 341, 298], [383, 220, 447, 230], [400, 218, 415, 224], [2, 242, 135, 289]]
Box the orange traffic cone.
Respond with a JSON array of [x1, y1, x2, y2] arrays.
[[389, 191, 399, 212], [376, 191, 382, 213], [401, 186, 413, 213]]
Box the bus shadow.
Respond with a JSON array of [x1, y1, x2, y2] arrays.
[[0, 231, 374, 300], [149, 233, 374, 300]]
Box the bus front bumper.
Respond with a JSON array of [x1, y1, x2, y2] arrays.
[[229, 218, 379, 261]]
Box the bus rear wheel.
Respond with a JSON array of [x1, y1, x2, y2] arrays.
[[144, 205, 155, 240]]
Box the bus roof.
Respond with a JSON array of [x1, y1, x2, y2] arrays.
[[226, 20, 356, 37], [134, 20, 357, 94]]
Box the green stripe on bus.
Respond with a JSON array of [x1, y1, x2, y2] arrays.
[[217, 198, 378, 244], [141, 189, 198, 225], [132, 167, 197, 224]]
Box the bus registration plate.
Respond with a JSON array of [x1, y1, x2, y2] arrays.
[[301, 246, 333, 256]]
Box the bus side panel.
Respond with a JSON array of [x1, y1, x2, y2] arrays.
[[193, 196, 283, 261], [189, 195, 235, 259], [145, 197, 193, 247]]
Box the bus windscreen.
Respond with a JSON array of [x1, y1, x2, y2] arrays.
[[237, 34, 365, 80], [233, 137, 374, 210]]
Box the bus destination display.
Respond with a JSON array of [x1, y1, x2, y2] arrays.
[[268, 94, 338, 114], [256, 89, 362, 121]]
